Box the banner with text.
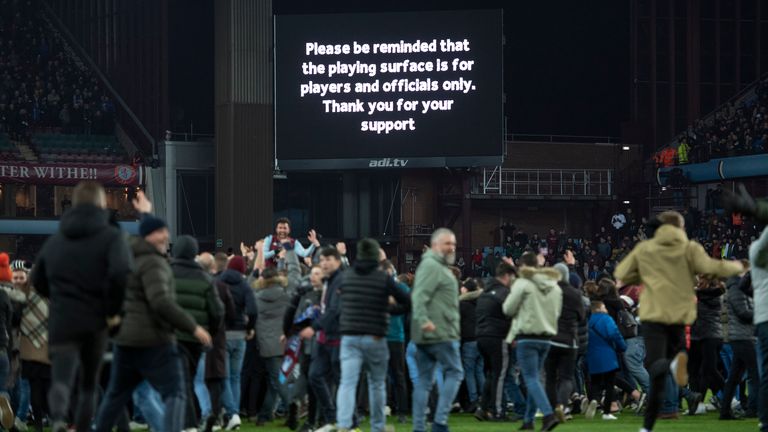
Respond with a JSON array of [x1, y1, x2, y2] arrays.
[[0, 163, 143, 186]]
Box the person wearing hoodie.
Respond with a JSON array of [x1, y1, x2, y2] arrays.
[[502, 252, 562, 432], [545, 262, 585, 422], [30, 182, 134, 432], [474, 260, 515, 421], [335, 238, 410, 432], [410, 229, 463, 432], [720, 271, 758, 420], [93, 191, 212, 432], [458, 278, 483, 414], [584, 300, 627, 421], [170, 235, 225, 430], [614, 210, 743, 432], [218, 254, 257, 430], [253, 243, 301, 426], [0, 254, 15, 429]]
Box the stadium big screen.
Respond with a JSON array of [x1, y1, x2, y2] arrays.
[[274, 9, 503, 170]]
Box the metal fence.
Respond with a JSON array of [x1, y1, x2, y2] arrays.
[[475, 167, 613, 197]]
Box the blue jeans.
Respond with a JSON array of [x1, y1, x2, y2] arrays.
[[504, 349, 526, 416], [412, 341, 463, 431], [336, 336, 389, 432], [93, 343, 187, 432], [309, 341, 340, 425], [259, 356, 293, 421], [516, 340, 553, 423], [756, 322, 768, 431], [461, 341, 485, 404], [11, 378, 30, 421], [624, 337, 650, 393], [132, 381, 164, 432], [222, 338, 246, 416], [195, 353, 211, 417], [407, 341, 444, 390], [661, 373, 678, 414]]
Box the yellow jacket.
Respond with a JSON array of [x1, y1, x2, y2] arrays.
[[614, 224, 742, 325]]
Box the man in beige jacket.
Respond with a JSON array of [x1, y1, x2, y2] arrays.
[[615, 211, 743, 432]]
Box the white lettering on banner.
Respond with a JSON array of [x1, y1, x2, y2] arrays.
[[296, 37, 478, 136], [0, 164, 136, 185]]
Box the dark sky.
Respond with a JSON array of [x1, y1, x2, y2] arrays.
[[275, 0, 631, 137]]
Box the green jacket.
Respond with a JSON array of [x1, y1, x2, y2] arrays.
[[171, 258, 224, 344], [411, 250, 460, 344]]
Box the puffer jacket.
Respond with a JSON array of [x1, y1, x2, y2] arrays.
[[690, 286, 724, 340], [726, 274, 754, 341], [115, 237, 197, 347], [502, 267, 563, 343]]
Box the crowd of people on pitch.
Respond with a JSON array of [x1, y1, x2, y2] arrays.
[[469, 203, 760, 282], [0, 0, 116, 142], [0, 180, 765, 432], [654, 75, 768, 167]]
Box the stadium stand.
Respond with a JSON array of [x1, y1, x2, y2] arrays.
[[656, 74, 768, 166], [0, 0, 122, 162]]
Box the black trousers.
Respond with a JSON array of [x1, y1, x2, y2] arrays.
[[641, 322, 686, 431], [478, 337, 510, 416], [544, 346, 576, 408], [48, 330, 108, 432], [179, 341, 203, 428], [240, 338, 267, 417], [722, 339, 759, 416], [206, 378, 224, 419], [589, 370, 617, 413], [298, 353, 317, 426], [387, 341, 408, 416], [21, 361, 51, 432], [689, 338, 725, 396]]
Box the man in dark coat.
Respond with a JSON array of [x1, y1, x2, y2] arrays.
[[545, 263, 586, 421], [474, 261, 515, 421], [92, 191, 211, 432], [171, 235, 224, 430], [31, 182, 133, 432]]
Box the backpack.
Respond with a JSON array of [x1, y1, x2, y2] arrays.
[[616, 307, 638, 339]]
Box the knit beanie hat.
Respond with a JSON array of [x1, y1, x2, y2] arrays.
[[227, 256, 247, 274], [553, 263, 569, 283], [356, 238, 381, 262], [10, 260, 28, 273], [0, 253, 11, 282], [139, 214, 168, 237]]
